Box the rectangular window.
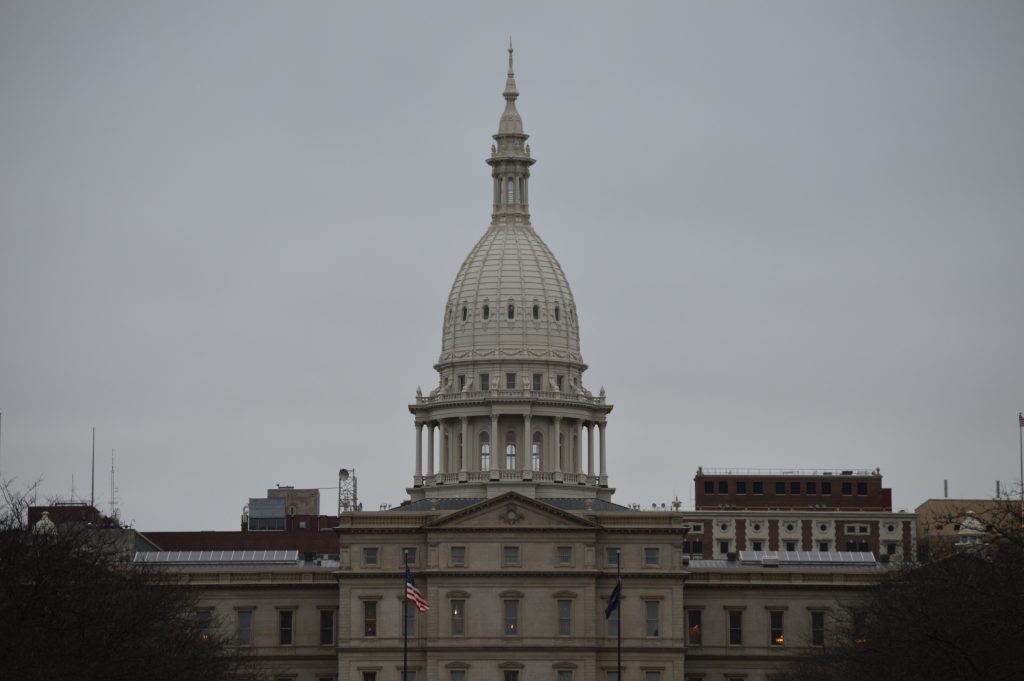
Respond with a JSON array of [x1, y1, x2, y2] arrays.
[[811, 611, 826, 646], [687, 609, 702, 645], [770, 610, 784, 646], [775, 481, 786, 494], [753, 481, 764, 494], [405, 598, 417, 636], [558, 599, 572, 636], [752, 541, 763, 552], [533, 373, 542, 391], [404, 673, 416, 681], [703, 480, 714, 494], [504, 673, 518, 681], [606, 548, 620, 566], [846, 541, 857, 551], [557, 546, 573, 564], [363, 547, 378, 565], [735, 481, 747, 494], [644, 600, 660, 637], [556, 375, 564, 390], [480, 373, 490, 391], [503, 545, 520, 566], [320, 609, 335, 645], [719, 541, 729, 556], [819, 541, 829, 552], [806, 481, 817, 494], [506, 373, 516, 389], [238, 610, 253, 646], [450, 546, 466, 566], [279, 610, 294, 645], [503, 600, 519, 636], [886, 542, 898, 556], [645, 673, 661, 681], [363, 673, 377, 681], [644, 547, 660, 566], [607, 603, 619, 637], [451, 672, 465, 681], [822, 481, 832, 495], [842, 482, 852, 495], [718, 480, 728, 494], [450, 599, 465, 636], [403, 547, 417, 565], [728, 610, 743, 645], [606, 674, 619, 681], [363, 601, 378, 637], [785, 541, 797, 552], [790, 481, 800, 494], [857, 481, 868, 495], [196, 610, 211, 641], [558, 671, 573, 681], [458, 374, 466, 391], [692, 539, 703, 555]]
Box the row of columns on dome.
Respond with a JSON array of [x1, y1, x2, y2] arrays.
[[413, 415, 607, 485]]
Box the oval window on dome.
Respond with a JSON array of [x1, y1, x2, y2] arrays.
[[462, 306, 467, 321], [554, 306, 560, 322], [507, 304, 514, 320], [532, 304, 539, 320], [483, 304, 490, 320]]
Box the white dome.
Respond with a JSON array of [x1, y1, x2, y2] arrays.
[[439, 223, 583, 367]]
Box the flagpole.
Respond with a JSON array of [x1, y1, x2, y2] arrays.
[[616, 548, 621, 681], [1018, 413, 1023, 528], [403, 550, 409, 681]]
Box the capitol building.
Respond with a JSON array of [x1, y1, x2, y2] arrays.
[[131, 47, 915, 681]]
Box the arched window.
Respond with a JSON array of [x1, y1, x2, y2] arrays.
[[554, 306, 561, 322], [507, 303, 515, 320], [462, 306, 468, 321], [532, 304, 539, 320], [507, 176, 515, 204], [505, 431, 517, 470], [531, 432, 542, 472], [483, 304, 490, 320], [479, 432, 491, 471]]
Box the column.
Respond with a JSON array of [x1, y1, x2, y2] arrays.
[[575, 420, 583, 473], [415, 422, 423, 477], [599, 421, 607, 479], [460, 417, 468, 474], [523, 413, 532, 473], [553, 416, 563, 473], [587, 422, 595, 478], [490, 414, 499, 473], [427, 423, 435, 476], [440, 420, 448, 474]]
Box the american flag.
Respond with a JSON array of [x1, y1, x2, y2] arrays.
[[406, 566, 430, 613]]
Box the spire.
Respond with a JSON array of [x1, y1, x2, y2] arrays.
[[488, 42, 534, 223]]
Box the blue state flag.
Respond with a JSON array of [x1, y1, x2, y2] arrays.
[[604, 576, 621, 618]]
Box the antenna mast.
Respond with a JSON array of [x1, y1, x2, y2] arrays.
[[91, 427, 96, 510]]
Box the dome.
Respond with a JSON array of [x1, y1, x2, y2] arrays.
[[439, 223, 583, 367]]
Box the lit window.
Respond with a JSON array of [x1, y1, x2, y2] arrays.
[[728, 610, 742, 645], [503, 546, 520, 566], [196, 610, 211, 641], [479, 373, 490, 391], [506, 373, 516, 389], [645, 601, 660, 636], [238, 610, 253, 646], [450, 599, 465, 636], [811, 611, 826, 646], [687, 609, 702, 645], [363, 601, 378, 636], [644, 547, 659, 566], [557, 546, 572, 564], [450, 546, 466, 566], [505, 431, 517, 469], [557, 599, 572, 636], [504, 600, 519, 635], [480, 432, 490, 471], [770, 610, 785, 646], [320, 609, 335, 645]]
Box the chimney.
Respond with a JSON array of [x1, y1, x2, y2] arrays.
[[943, 479, 948, 498]]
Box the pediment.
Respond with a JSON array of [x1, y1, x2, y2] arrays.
[[424, 493, 599, 530]]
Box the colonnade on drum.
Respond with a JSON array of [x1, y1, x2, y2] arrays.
[[413, 414, 607, 481]]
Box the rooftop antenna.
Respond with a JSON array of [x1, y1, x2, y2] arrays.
[[91, 427, 95, 510], [338, 468, 359, 514], [109, 449, 119, 520]]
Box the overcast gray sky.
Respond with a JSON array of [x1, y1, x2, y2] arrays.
[[1, 1, 1022, 530]]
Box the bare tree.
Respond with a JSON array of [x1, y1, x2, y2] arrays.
[[781, 495, 1024, 681], [0, 480, 258, 681]]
